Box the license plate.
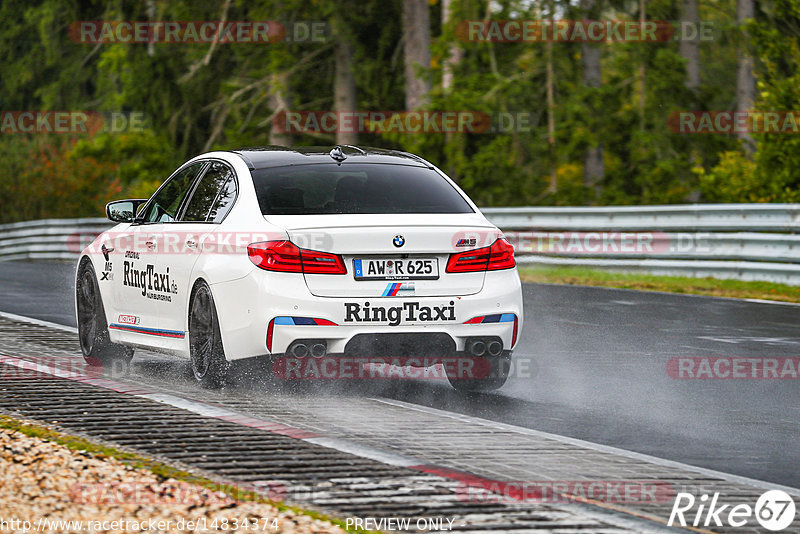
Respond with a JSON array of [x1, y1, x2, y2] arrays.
[[353, 258, 439, 280]]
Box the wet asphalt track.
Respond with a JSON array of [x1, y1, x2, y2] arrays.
[[1, 260, 798, 488]]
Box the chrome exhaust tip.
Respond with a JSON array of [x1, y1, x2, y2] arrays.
[[468, 340, 486, 357], [310, 343, 327, 358], [487, 340, 503, 356], [289, 343, 309, 358]]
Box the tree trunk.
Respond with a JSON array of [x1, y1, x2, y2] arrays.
[[546, 0, 557, 193], [679, 0, 701, 92], [581, 0, 604, 195], [269, 71, 292, 146], [146, 0, 156, 57], [737, 0, 756, 154], [441, 0, 463, 93], [403, 0, 431, 110], [639, 0, 646, 131], [335, 38, 358, 145]]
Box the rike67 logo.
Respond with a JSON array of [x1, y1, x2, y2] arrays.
[[669, 490, 796, 531]]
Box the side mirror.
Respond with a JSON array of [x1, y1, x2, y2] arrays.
[[106, 199, 148, 223]]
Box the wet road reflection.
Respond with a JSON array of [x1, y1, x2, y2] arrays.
[[2, 261, 799, 487]]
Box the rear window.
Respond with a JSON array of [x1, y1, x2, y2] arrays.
[[251, 163, 474, 215]]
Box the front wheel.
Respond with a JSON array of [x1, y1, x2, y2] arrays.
[[447, 352, 511, 392], [188, 281, 229, 388], [76, 260, 134, 369]]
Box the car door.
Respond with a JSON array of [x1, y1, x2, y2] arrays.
[[112, 161, 206, 347], [97, 217, 147, 342], [155, 160, 238, 338], [106, 220, 159, 344]]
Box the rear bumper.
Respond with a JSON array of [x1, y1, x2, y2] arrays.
[[270, 321, 517, 356], [210, 268, 523, 361]]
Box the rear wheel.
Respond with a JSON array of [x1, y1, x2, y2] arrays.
[[188, 281, 229, 388], [76, 260, 134, 368], [447, 352, 511, 392]]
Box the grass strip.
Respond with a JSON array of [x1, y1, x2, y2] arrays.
[[519, 265, 800, 303]]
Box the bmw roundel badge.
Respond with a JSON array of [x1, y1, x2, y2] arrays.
[[393, 235, 405, 248]]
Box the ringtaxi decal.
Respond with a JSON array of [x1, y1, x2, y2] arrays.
[[123, 261, 178, 301], [344, 301, 456, 327], [668, 490, 796, 531]]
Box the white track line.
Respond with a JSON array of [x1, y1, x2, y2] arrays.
[[373, 397, 800, 496], [0, 310, 77, 333]]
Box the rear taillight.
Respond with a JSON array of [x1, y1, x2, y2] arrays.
[[300, 248, 347, 274], [266, 318, 275, 352], [248, 241, 302, 272], [512, 315, 518, 347], [446, 238, 516, 273], [446, 246, 491, 273], [487, 237, 516, 270], [248, 241, 346, 274]]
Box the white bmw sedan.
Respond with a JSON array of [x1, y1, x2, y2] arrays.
[[76, 146, 523, 390]]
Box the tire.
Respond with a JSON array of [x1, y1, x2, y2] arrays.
[[76, 260, 134, 369], [447, 352, 512, 392], [188, 281, 229, 388]]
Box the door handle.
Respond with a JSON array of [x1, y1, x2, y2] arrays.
[[145, 240, 155, 249], [186, 239, 197, 249]]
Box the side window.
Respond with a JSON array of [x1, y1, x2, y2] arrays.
[[182, 161, 237, 223], [208, 175, 237, 223], [142, 162, 205, 223]]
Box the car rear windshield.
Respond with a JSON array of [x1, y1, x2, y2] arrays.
[[251, 163, 474, 215]]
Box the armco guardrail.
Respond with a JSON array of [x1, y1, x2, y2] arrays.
[[0, 218, 111, 262], [485, 204, 800, 285], [482, 204, 800, 232], [4, 204, 800, 284]]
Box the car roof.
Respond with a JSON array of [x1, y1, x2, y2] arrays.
[[226, 146, 433, 170]]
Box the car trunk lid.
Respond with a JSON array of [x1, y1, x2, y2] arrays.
[[265, 213, 499, 297]]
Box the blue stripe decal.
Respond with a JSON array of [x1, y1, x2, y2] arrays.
[[292, 317, 317, 326], [273, 317, 295, 325], [109, 324, 185, 338], [382, 283, 397, 297], [466, 313, 517, 324]]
